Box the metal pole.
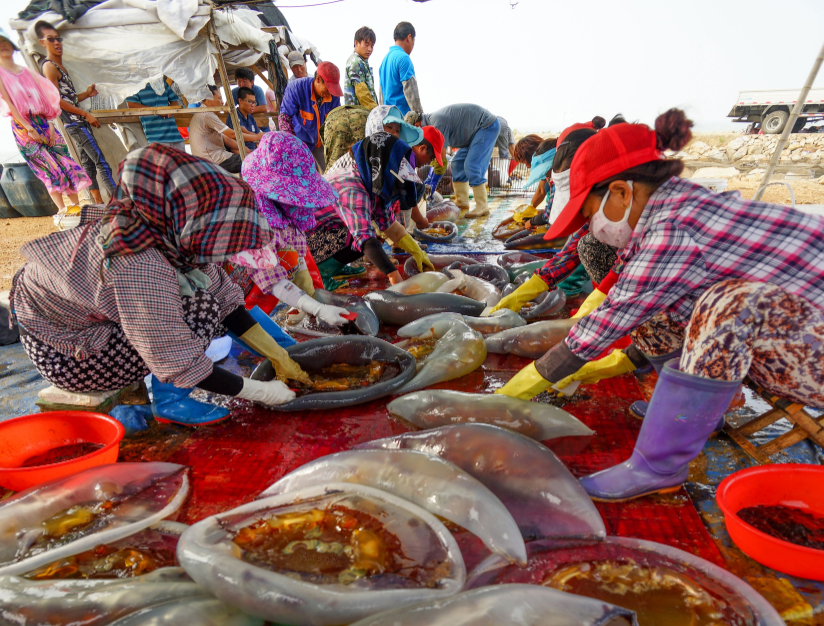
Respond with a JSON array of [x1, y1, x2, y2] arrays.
[[754, 39, 824, 201], [207, 15, 247, 161]]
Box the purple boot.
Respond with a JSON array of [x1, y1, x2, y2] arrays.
[[629, 348, 682, 419], [580, 359, 742, 502]]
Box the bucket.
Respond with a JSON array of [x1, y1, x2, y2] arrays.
[[0, 163, 57, 217], [0, 165, 21, 218], [690, 178, 728, 193]]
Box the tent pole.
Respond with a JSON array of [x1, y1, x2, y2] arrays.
[[207, 15, 247, 162], [754, 39, 824, 202], [16, 33, 92, 201], [266, 56, 282, 130]]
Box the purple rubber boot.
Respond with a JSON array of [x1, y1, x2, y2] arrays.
[[628, 348, 682, 419], [580, 359, 742, 502]]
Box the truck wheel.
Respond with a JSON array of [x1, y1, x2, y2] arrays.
[[762, 110, 788, 134], [792, 118, 806, 133]]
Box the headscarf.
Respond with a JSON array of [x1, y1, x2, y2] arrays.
[[241, 131, 338, 232], [351, 131, 421, 208], [365, 104, 423, 146], [524, 147, 557, 188], [99, 144, 272, 274]]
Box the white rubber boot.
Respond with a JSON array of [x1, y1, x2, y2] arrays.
[[467, 184, 490, 217], [453, 181, 471, 211]]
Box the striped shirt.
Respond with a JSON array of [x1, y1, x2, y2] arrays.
[[313, 157, 397, 250], [567, 177, 824, 359], [125, 82, 183, 144]]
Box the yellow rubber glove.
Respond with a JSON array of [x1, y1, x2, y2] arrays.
[[239, 324, 312, 385], [486, 274, 549, 315], [571, 288, 607, 319], [513, 204, 538, 224], [396, 234, 435, 272], [553, 349, 636, 391], [292, 268, 314, 297], [495, 362, 552, 401]]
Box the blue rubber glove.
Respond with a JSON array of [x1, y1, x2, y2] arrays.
[[425, 170, 443, 200]]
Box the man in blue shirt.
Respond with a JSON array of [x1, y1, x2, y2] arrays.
[[278, 61, 342, 173], [231, 67, 270, 132], [378, 22, 422, 117], [125, 80, 185, 151], [227, 87, 264, 152]]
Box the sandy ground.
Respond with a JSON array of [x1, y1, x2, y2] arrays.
[[1, 217, 56, 291]]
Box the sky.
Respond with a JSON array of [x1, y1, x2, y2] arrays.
[[1, 0, 823, 160]]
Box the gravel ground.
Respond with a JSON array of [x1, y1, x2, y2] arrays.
[[1, 216, 56, 291]]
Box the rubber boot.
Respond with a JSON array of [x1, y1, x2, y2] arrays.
[[315, 258, 350, 291], [556, 264, 591, 297], [453, 180, 471, 211], [466, 184, 489, 217], [629, 348, 683, 419], [150, 375, 230, 426], [579, 360, 742, 502], [333, 264, 366, 278]]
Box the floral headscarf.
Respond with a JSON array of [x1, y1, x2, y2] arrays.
[[241, 132, 339, 232]]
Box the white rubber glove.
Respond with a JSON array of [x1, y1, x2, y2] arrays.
[[297, 294, 350, 326], [237, 378, 296, 406]]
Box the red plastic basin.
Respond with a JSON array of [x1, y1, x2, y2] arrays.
[[0, 411, 124, 492], [717, 464, 824, 581]]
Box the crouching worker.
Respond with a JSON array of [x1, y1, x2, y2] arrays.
[[229, 132, 351, 323], [307, 131, 434, 287], [497, 109, 824, 501], [10, 144, 309, 426]]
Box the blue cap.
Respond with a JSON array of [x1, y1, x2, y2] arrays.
[[382, 105, 423, 147]]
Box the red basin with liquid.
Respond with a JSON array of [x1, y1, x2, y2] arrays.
[[0, 411, 124, 491], [717, 464, 824, 581]]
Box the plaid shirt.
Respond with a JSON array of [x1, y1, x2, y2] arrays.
[[536, 221, 590, 286], [11, 222, 244, 388], [567, 177, 824, 359], [313, 157, 396, 250]]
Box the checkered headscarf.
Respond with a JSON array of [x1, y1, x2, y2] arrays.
[[99, 144, 272, 272]]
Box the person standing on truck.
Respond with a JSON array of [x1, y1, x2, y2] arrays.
[[344, 26, 378, 110], [378, 22, 422, 117]]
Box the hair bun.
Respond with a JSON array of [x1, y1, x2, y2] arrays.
[[655, 108, 693, 152], [592, 116, 606, 130]]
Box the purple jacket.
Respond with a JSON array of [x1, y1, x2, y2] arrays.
[[280, 77, 339, 148]]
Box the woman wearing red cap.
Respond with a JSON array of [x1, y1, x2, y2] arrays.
[[498, 108, 824, 502]]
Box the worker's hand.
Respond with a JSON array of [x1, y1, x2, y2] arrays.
[[297, 294, 350, 326], [237, 378, 296, 406], [85, 83, 98, 98], [524, 219, 533, 230], [395, 234, 435, 272], [26, 127, 44, 144], [388, 270, 403, 285], [486, 274, 549, 315], [571, 288, 608, 319], [553, 349, 636, 392], [84, 112, 101, 128]]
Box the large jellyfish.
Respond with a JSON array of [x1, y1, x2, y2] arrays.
[[0, 463, 189, 576], [261, 449, 526, 565], [397, 309, 525, 338], [386, 390, 593, 440], [364, 291, 485, 326], [394, 320, 487, 394], [485, 318, 577, 359], [357, 424, 606, 541], [348, 583, 638, 626], [436, 270, 501, 307], [177, 483, 466, 626], [388, 272, 451, 295]]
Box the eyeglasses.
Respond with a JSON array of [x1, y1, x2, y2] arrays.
[[242, 99, 257, 105], [45, 37, 63, 43]]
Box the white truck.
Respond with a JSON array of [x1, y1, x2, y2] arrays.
[[727, 88, 824, 134]]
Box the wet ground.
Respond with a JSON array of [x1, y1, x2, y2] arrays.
[[1, 194, 822, 622]]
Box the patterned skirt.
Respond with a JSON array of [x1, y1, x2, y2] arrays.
[[11, 115, 91, 195], [305, 226, 352, 264]]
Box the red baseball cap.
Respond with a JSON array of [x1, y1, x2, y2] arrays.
[[422, 126, 445, 167], [556, 121, 595, 148], [316, 61, 343, 97], [544, 123, 660, 240]]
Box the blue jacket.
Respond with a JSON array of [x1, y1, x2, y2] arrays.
[[280, 77, 339, 148]]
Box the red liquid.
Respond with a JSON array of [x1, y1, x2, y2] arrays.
[[737, 504, 824, 550], [22, 442, 104, 467]]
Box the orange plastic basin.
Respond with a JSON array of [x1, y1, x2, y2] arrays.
[[0, 412, 124, 492], [717, 464, 824, 581]]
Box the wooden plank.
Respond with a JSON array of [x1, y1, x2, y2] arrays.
[[736, 409, 785, 436], [250, 65, 274, 91], [759, 427, 813, 457], [724, 425, 771, 464], [208, 16, 247, 161]]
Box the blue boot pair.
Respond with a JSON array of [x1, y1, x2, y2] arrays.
[[150, 375, 229, 427]]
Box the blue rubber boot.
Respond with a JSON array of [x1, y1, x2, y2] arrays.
[[580, 359, 742, 502], [629, 348, 682, 419], [150, 375, 230, 426]]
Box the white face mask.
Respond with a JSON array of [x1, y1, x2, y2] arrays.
[[548, 169, 571, 224], [590, 181, 634, 249]]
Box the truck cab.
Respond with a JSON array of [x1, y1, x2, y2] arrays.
[[728, 88, 824, 134]]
